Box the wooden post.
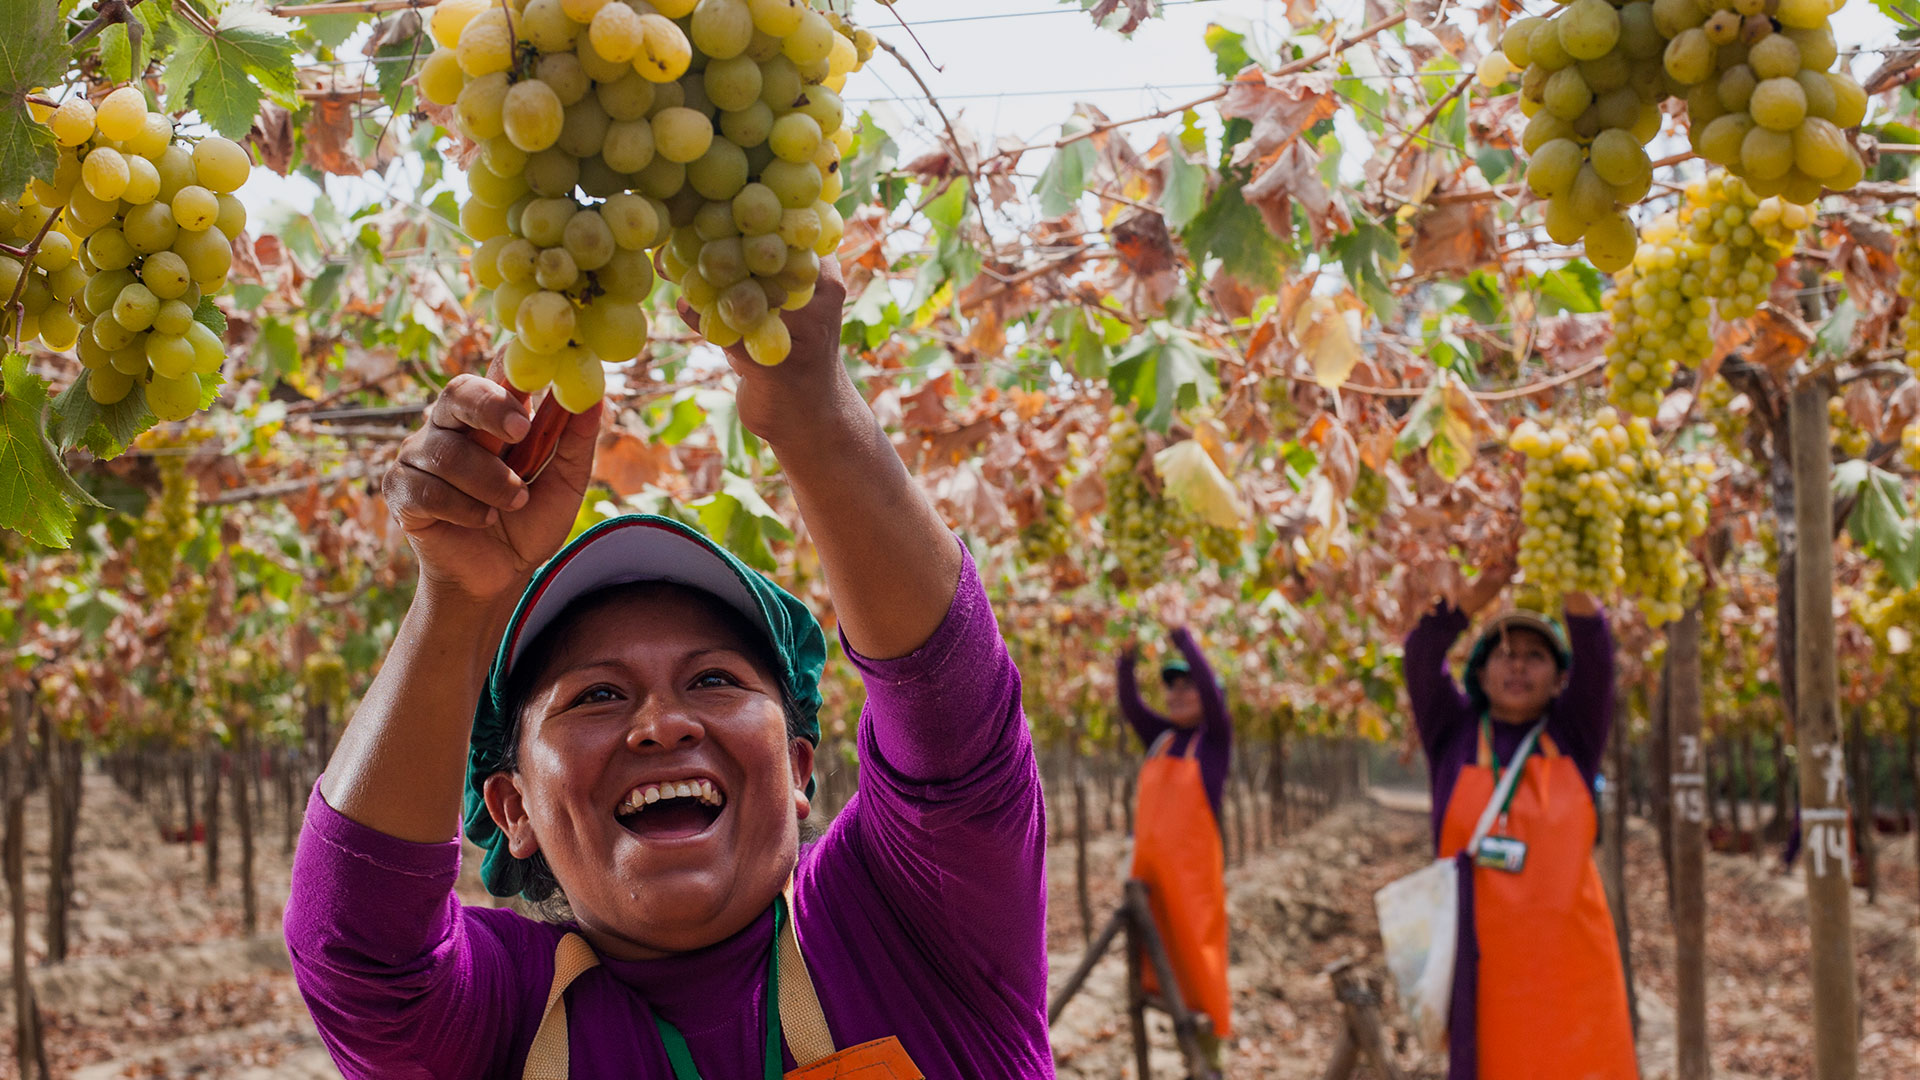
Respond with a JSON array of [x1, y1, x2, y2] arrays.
[[1072, 744, 1092, 946], [1668, 608, 1709, 1080], [1741, 731, 1761, 860], [42, 717, 68, 965], [234, 729, 258, 933], [1125, 898, 1150, 1080], [1603, 699, 1637, 1032], [1788, 379, 1858, 1080], [1848, 711, 1876, 905], [179, 751, 195, 861], [1651, 667, 1675, 910], [7, 690, 46, 1079], [204, 743, 222, 890], [1908, 707, 1919, 909]]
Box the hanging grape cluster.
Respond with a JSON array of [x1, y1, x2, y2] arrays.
[[1669, 0, 1866, 202], [1510, 408, 1709, 627], [1613, 419, 1712, 625], [1104, 411, 1174, 588], [420, 0, 867, 410], [1019, 487, 1074, 565], [1501, 0, 1865, 271], [132, 451, 202, 592], [1602, 169, 1807, 416], [4, 87, 250, 420], [1896, 217, 1920, 378]]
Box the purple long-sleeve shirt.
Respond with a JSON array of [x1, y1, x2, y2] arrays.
[[1403, 602, 1614, 1080], [1116, 628, 1231, 822], [284, 548, 1053, 1079]]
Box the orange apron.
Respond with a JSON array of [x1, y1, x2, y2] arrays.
[[1438, 727, 1637, 1080], [1129, 731, 1231, 1037]]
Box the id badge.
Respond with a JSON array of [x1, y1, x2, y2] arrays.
[[1475, 835, 1528, 873], [785, 1037, 925, 1080]]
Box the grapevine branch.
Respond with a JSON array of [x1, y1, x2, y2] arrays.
[[977, 8, 1410, 170], [4, 210, 63, 352], [1375, 71, 1476, 191], [874, 38, 977, 212], [1277, 355, 1608, 401], [267, 0, 436, 15]]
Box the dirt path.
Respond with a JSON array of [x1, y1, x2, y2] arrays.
[[0, 770, 1912, 1077]]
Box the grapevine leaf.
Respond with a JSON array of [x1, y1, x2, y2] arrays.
[[1203, 22, 1253, 79], [1393, 382, 1444, 457], [192, 294, 229, 336], [1535, 263, 1605, 314], [0, 0, 68, 203], [0, 355, 103, 548], [164, 16, 299, 139], [689, 471, 791, 573], [1161, 144, 1208, 230], [1109, 328, 1215, 432], [1036, 116, 1097, 218], [1812, 298, 1858, 360], [371, 22, 427, 113], [48, 373, 157, 459], [1183, 174, 1285, 289], [1833, 459, 1920, 589]]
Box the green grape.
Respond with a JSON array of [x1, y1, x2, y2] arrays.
[[604, 118, 658, 172], [783, 9, 834, 65], [522, 198, 578, 247], [1792, 118, 1848, 179], [768, 112, 822, 164], [692, 199, 740, 240], [469, 160, 532, 207], [112, 282, 160, 332], [653, 107, 715, 163], [505, 337, 560, 393], [517, 290, 576, 353], [153, 145, 195, 203], [141, 250, 192, 299], [472, 235, 510, 289], [691, 0, 755, 60], [122, 202, 178, 254], [1739, 125, 1794, 180], [173, 226, 233, 283], [525, 148, 581, 197], [1696, 112, 1754, 166], [535, 246, 580, 291], [172, 185, 219, 232], [558, 96, 612, 159], [83, 147, 131, 202], [698, 236, 748, 287], [503, 80, 567, 153], [49, 99, 96, 147], [96, 86, 148, 141], [1558, 0, 1621, 61], [704, 55, 763, 111], [742, 310, 790, 365], [719, 101, 776, 146], [420, 48, 466, 106], [191, 136, 251, 194], [537, 51, 592, 106], [741, 232, 786, 276], [152, 298, 195, 336], [760, 55, 804, 109], [598, 248, 656, 299], [146, 371, 201, 422], [1747, 34, 1800, 80], [457, 14, 516, 77], [1749, 78, 1807, 131], [521, 0, 580, 53], [687, 139, 748, 200], [1718, 64, 1757, 112], [548, 348, 606, 411], [749, 0, 805, 37], [762, 159, 822, 209], [579, 297, 649, 361], [793, 86, 844, 135], [636, 14, 694, 82], [457, 73, 512, 141], [88, 365, 136, 404], [562, 209, 616, 270], [122, 156, 161, 206], [1664, 28, 1713, 85], [497, 237, 539, 283], [145, 332, 195, 379]]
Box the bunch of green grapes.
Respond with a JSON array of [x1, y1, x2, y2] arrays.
[[1896, 217, 1920, 377], [1900, 422, 1920, 472], [1667, 0, 1867, 201], [1191, 522, 1242, 567], [1602, 211, 1709, 417], [1504, 0, 1672, 271], [419, 0, 869, 407], [1828, 397, 1870, 458], [1104, 411, 1172, 587], [6, 87, 249, 420], [1682, 170, 1808, 316], [1019, 487, 1074, 564], [131, 451, 202, 592], [1858, 572, 1920, 687], [1613, 415, 1710, 626], [1510, 413, 1629, 601]]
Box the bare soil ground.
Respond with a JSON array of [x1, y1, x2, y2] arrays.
[[0, 771, 1911, 1078]]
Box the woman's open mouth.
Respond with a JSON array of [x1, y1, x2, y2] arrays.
[[615, 778, 727, 841]]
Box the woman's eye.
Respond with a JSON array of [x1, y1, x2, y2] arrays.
[[693, 669, 738, 689], [571, 685, 620, 707]]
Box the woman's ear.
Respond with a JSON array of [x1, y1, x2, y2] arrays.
[[483, 772, 543, 860], [789, 737, 816, 820]]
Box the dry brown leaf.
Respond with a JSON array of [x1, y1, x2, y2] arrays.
[[248, 105, 295, 177], [1293, 292, 1366, 390], [1408, 197, 1498, 276], [1243, 140, 1351, 247], [1219, 69, 1337, 166], [1747, 304, 1815, 375], [593, 430, 672, 496], [1087, 0, 1157, 34], [1842, 379, 1883, 441]]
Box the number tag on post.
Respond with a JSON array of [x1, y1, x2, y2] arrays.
[[1475, 835, 1529, 873]]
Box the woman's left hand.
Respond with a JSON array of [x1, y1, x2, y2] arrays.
[[676, 255, 855, 451]]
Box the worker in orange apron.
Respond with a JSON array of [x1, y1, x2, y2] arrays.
[[1406, 561, 1636, 1080], [1119, 629, 1233, 1060]]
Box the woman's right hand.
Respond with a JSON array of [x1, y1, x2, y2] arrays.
[[383, 373, 603, 603]]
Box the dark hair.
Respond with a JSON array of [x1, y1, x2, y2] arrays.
[[494, 581, 811, 915], [1463, 624, 1569, 717]]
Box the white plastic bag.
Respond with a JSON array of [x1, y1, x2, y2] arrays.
[[1373, 856, 1459, 1052]]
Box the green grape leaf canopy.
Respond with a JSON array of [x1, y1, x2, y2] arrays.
[[0, 0, 67, 203], [163, 12, 299, 139], [0, 354, 103, 548]]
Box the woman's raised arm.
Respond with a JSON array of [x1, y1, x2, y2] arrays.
[[687, 257, 961, 662], [321, 379, 603, 844]]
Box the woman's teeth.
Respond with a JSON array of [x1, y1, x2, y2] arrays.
[[617, 779, 724, 816]]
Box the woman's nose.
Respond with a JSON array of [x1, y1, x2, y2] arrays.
[[625, 695, 706, 751]]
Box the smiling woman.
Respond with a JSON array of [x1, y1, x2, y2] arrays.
[[282, 259, 1052, 1079]]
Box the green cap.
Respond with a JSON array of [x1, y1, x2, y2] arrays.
[[463, 514, 827, 899], [1159, 658, 1192, 682]]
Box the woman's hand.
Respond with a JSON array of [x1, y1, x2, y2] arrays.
[[678, 255, 855, 452], [1457, 547, 1518, 616], [383, 371, 603, 603], [1563, 592, 1601, 617]]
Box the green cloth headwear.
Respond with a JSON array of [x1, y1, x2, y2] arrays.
[[1464, 608, 1570, 715], [1159, 658, 1192, 682], [462, 514, 827, 899]]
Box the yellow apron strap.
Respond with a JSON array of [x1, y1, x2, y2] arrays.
[[523, 932, 602, 1080], [778, 884, 837, 1068]]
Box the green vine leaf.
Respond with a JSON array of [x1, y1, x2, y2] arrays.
[[48, 372, 157, 460], [1, 355, 104, 548], [163, 12, 299, 139], [0, 0, 68, 203]]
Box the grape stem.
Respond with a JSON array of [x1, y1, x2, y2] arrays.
[[267, 0, 439, 15], [872, 0, 939, 73], [1376, 71, 1475, 195], [3, 209, 61, 353], [873, 38, 977, 215]]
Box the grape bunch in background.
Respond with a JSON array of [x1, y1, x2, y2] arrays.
[[420, 0, 870, 411], [3, 87, 249, 421], [1895, 217, 1920, 379], [1499, 0, 1866, 273], [1103, 411, 1173, 589]]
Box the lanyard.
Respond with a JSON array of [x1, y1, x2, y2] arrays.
[[655, 894, 786, 1080], [1480, 715, 1539, 821]]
